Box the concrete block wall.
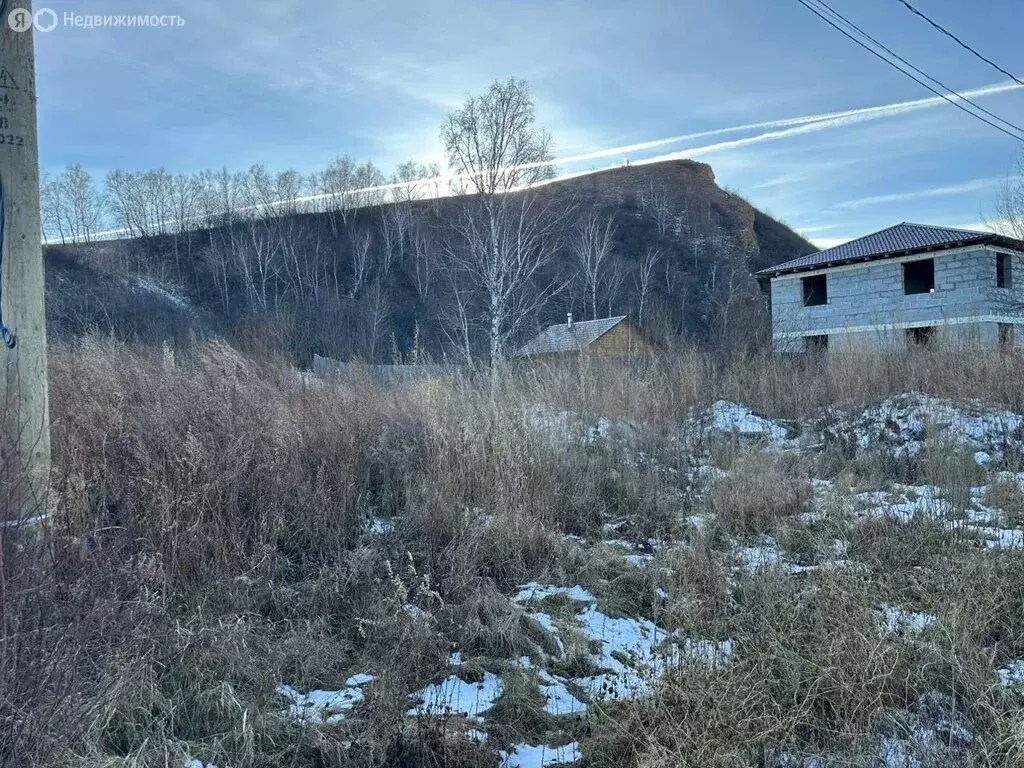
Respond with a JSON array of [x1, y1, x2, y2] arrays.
[[770, 248, 1024, 352]]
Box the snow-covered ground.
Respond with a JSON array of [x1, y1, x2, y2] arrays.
[[133, 276, 192, 312]]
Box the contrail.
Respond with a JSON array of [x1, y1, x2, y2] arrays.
[[63, 79, 1023, 243], [626, 80, 1023, 168], [499, 79, 1024, 176]]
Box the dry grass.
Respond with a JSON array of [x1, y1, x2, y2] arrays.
[[3, 339, 1024, 766], [985, 480, 1024, 528], [708, 453, 812, 538]]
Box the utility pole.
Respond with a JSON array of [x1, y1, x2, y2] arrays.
[[0, 0, 50, 549]]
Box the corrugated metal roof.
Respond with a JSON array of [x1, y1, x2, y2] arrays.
[[514, 316, 627, 357], [758, 222, 1006, 277]]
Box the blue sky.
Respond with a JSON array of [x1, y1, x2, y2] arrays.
[[35, 0, 1024, 247]]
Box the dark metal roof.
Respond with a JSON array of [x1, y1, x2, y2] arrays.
[[757, 222, 1024, 277], [514, 316, 627, 357]]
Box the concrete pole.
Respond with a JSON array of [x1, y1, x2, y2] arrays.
[[0, 0, 50, 545]]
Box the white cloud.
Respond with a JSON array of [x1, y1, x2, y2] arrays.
[[810, 237, 852, 249], [832, 178, 1010, 210]]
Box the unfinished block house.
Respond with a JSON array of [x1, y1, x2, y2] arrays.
[[758, 223, 1024, 352]]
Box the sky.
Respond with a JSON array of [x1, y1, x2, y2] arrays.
[[34, 0, 1024, 247]]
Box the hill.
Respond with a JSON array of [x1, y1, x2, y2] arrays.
[[45, 160, 816, 362]]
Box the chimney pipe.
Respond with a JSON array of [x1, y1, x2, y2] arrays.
[[567, 312, 573, 329]]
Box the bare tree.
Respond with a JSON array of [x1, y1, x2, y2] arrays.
[[351, 161, 386, 211], [390, 160, 440, 204], [411, 220, 435, 298], [634, 247, 662, 327], [379, 204, 411, 278], [318, 156, 356, 233], [439, 78, 566, 371], [40, 169, 62, 242], [363, 278, 390, 361], [314, 156, 385, 233], [233, 164, 285, 311], [604, 257, 628, 317], [640, 180, 674, 238], [348, 226, 373, 298], [165, 172, 204, 276], [441, 78, 555, 196], [44, 164, 105, 243], [993, 162, 1024, 314], [197, 167, 241, 228], [195, 168, 243, 313], [105, 168, 175, 242], [996, 158, 1024, 242], [437, 269, 476, 364], [572, 208, 616, 319]]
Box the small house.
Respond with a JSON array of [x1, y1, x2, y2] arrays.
[[757, 223, 1024, 352], [514, 315, 656, 360]]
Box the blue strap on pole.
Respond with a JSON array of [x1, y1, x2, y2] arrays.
[[0, 0, 18, 349], [0, 175, 15, 348]]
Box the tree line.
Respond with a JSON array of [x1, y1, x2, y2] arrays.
[[42, 78, 770, 366]]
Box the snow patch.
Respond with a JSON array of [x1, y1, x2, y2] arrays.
[[514, 583, 595, 603], [522, 407, 634, 446], [500, 742, 582, 767], [513, 584, 732, 704], [704, 400, 792, 444], [737, 537, 847, 576], [277, 673, 375, 725], [876, 692, 974, 766], [880, 605, 935, 634], [366, 517, 394, 535], [573, 605, 731, 701], [134, 276, 191, 311], [538, 670, 587, 715], [858, 485, 951, 522], [968, 526, 1024, 549], [998, 660, 1024, 687], [407, 672, 503, 720], [840, 393, 1023, 461]]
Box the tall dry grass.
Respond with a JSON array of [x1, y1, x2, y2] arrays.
[[497, 345, 1024, 424], [2, 338, 1024, 766]]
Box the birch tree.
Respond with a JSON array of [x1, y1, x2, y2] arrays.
[[634, 247, 661, 327], [439, 77, 564, 370], [41, 164, 105, 243], [411, 220, 435, 298], [348, 226, 373, 298], [572, 208, 616, 319], [390, 160, 440, 204]]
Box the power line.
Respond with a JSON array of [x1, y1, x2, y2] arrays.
[[799, 0, 1024, 141], [894, 0, 1024, 87], [808, 0, 1024, 139], [794, 0, 1024, 143]]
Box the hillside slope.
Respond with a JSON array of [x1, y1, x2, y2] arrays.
[[46, 160, 816, 362]]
